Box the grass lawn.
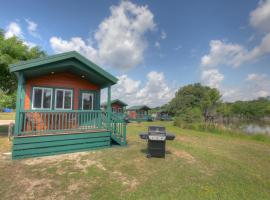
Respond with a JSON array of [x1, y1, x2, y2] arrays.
[[0, 112, 15, 120], [0, 121, 269, 199]]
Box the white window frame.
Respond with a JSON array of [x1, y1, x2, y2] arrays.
[[32, 87, 53, 110], [118, 108, 122, 113], [81, 92, 94, 110], [55, 89, 73, 110]]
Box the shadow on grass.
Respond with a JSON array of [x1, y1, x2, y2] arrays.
[[0, 125, 8, 137], [140, 148, 172, 155]]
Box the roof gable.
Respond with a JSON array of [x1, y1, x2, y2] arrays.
[[9, 51, 118, 88], [101, 99, 128, 107], [127, 105, 151, 111]]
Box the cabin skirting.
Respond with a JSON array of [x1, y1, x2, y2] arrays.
[[12, 131, 111, 159]]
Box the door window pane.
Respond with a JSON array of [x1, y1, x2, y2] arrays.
[[33, 88, 42, 108], [56, 90, 63, 109], [64, 90, 72, 109], [43, 89, 52, 109], [82, 93, 93, 110]]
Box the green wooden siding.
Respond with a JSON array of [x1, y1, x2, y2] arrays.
[[13, 131, 111, 159]]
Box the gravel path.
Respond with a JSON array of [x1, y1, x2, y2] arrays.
[[0, 120, 14, 125]]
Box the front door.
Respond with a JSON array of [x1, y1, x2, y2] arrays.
[[79, 92, 94, 126]]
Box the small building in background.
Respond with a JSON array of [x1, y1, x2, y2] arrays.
[[154, 110, 172, 121], [127, 105, 152, 121], [101, 99, 128, 113]]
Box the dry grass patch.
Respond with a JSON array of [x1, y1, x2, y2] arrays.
[[112, 170, 139, 191]]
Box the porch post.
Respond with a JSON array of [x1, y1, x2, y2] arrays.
[[14, 72, 24, 136], [106, 85, 111, 129]]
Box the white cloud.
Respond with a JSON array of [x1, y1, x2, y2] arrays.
[[50, 1, 155, 69], [25, 19, 41, 38], [4, 22, 23, 39], [200, 0, 270, 99], [114, 74, 141, 95], [202, 34, 270, 69], [200, 36, 270, 98], [161, 30, 167, 39], [23, 41, 37, 48], [246, 32, 270, 61], [201, 40, 247, 68], [135, 71, 175, 106], [250, 0, 270, 32], [4, 21, 37, 47], [50, 36, 98, 59], [102, 71, 175, 107], [222, 73, 270, 102], [246, 73, 267, 81], [201, 69, 224, 88]]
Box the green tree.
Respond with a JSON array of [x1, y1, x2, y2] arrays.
[[0, 90, 16, 109], [168, 83, 221, 122], [0, 29, 45, 94]]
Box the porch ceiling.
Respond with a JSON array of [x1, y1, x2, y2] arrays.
[[9, 51, 118, 88]]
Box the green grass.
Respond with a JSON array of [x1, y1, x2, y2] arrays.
[[0, 112, 15, 120], [0, 121, 269, 199]]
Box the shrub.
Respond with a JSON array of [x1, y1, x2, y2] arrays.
[[0, 90, 16, 109]]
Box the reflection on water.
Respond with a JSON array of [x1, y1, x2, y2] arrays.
[[240, 124, 270, 135]]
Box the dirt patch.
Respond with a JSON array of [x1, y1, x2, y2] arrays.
[[22, 151, 90, 165], [73, 159, 107, 173], [112, 171, 139, 191], [169, 148, 195, 163], [18, 178, 53, 200], [175, 135, 197, 144], [0, 137, 11, 153], [22, 151, 107, 174]]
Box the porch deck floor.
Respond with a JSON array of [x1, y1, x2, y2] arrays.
[[15, 128, 109, 138]]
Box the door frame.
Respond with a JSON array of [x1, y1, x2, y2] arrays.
[[79, 90, 95, 110]]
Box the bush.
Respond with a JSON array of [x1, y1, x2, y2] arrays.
[[174, 107, 203, 129], [0, 90, 16, 109]]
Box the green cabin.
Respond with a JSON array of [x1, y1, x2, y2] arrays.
[[127, 105, 152, 122], [10, 51, 126, 159], [101, 99, 128, 114]]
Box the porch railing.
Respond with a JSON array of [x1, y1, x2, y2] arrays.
[[17, 110, 126, 139], [132, 114, 152, 121], [110, 112, 126, 142]]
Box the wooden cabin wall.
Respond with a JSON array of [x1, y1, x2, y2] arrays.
[[24, 72, 100, 110], [128, 111, 137, 119]]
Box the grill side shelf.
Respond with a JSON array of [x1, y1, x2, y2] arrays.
[[166, 134, 175, 140], [139, 133, 148, 140]]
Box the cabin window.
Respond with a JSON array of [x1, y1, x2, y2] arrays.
[[32, 87, 52, 110], [82, 92, 94, 110], [118, 108, 122, 113], [55, 89, 73, 110]]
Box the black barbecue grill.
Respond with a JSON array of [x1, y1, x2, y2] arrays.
[[139, 126, 175, 158]]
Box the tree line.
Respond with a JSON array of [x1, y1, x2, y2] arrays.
[[160, 83, 270, 124]]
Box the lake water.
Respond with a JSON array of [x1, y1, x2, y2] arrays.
[[240, 124, 270, 135]]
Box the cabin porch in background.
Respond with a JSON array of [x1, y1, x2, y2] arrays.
[[127, 105, 152, 122]]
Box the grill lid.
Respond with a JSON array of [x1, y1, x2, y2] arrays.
[[148, 126, 166, 135]]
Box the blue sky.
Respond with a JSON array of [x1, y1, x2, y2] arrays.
[[1, 0, 270, 106]]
